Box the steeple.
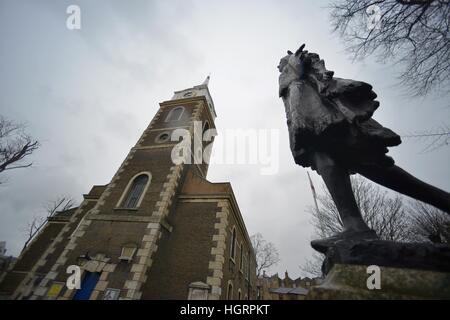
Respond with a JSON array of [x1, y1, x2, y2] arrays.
[[171, 75, 217, 119], [202, 74, 210, 86]]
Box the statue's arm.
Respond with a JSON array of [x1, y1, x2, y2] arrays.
[[301, 51, 334, 94]]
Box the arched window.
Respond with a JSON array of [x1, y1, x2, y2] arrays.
[[165, 106, 184, 122], [237, 289, 242, 300], [227, 282, 233, 300], [121, 174, 149, 208], [230, 227, 237, 260], [239, 242, 244, 271], [203, 121, 210, 134]]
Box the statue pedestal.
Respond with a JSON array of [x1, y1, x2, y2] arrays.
[[315, 238, 450, 275], [308, 239, 450, 299], [306, 263, 450, 299]]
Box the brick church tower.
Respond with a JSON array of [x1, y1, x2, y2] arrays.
[[0, 78, 257, 300]]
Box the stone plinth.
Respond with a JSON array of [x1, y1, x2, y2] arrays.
[[316, 239, 450, 275], [306, 264, 450, 300]]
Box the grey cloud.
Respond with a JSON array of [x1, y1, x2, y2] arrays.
[[0, 0, 449, 278]]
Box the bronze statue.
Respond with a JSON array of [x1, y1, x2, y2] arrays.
[[278, 44, 450, 253]]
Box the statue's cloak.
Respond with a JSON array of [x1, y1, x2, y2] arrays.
[[279, 52, 401, 170]]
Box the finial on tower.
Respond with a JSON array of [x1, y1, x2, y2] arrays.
[[202, 74, 211, 86]]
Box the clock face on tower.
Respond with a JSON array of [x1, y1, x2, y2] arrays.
[[183, 91, 195, 97]]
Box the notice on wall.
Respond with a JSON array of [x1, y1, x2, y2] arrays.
[[103, 288, 120, 300], [47, 282, 64, 298]]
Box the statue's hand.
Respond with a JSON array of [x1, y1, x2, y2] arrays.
[[295, 43, 306, 57], [324, 70, 334, 81], [299, 50, 309, 61]]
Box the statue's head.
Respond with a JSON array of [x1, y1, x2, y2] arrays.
[[277, 44, 306, 73], [277, 54, 290, 72]]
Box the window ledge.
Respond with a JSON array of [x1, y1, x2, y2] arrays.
[[113, 207, 139, 211], [118, 256, 133, 262]]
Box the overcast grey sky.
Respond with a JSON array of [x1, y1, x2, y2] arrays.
[[1, 0, 449, 278]]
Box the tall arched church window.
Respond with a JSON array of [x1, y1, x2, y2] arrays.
[[230, 227, 237, 260], [227, 282, 233, 300], [165, 106, 185, 122], [121, 174, 149, 208], [239, 243, 244, 271]]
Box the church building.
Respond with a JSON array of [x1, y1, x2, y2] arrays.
[[0, 78, 257, 300]]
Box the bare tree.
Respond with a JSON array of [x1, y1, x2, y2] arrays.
[[302, 175, 410, 276], [402, 125, 450, 153], [408, 201, 450, 243], [251, 233, 280, 277], [22, 196, 74, 252], [311, 175, 410, 241], [0, 116, 39, 182], [330, 0, 450, 96], [300, 252, 325, 277]]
